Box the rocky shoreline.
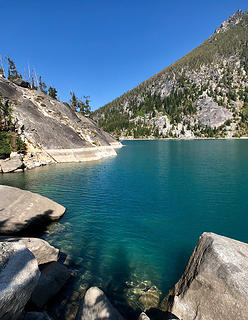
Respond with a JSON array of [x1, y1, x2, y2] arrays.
[[1, 185, 248, 320], [120, 136, 248, 141], [0, 143, 122, 174]]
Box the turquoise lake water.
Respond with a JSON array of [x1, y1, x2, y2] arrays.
[[1, 140, 248, 316]]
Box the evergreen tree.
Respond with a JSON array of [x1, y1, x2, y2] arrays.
[[78, 96, 91, 115], [70, 91, 78, 111], [48, 86, 57, 99], [7, 58, 19, 81], [0, 66, 4, 76], [39, 76, 47, 94], [69, 92, 92, 115]]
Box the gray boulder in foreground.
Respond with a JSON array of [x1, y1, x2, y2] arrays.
[[0, 185, 66, 234], [0, 241, 40, 320], [76, 287, 124, 320], [31, 261, 71, 308], [0, 236, 59, 265], [167, 232, 248, 320]]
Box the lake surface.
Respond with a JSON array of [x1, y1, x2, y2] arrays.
[[1, 140, 248, 317]]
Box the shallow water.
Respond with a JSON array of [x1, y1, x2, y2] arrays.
[[1, 140, 248, 316]]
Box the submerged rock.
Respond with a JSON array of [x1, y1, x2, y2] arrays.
[[31, 261, 71, 308], [76, 286, 125, 320], [0, 241, 40, 320], [0, 185, 66, 234], [138, 286, 160, 311], [124, 279, 161, 312], [167, 232, 248, 320], [0, 236, 59, 265]]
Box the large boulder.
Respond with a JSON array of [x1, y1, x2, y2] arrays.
[[0, 241, 40, 320], [0, 185, 66, 234], [0, 154, 23, 173], [167, 232, 248, 320], [76, 287, 124, 320], [31, 261, 71, 308], [0, 237, 59, 265]]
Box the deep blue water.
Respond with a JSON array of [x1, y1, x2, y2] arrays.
[[1, 140, 248, 315]]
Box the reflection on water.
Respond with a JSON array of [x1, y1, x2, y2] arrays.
[[1, 140, 248, 318]]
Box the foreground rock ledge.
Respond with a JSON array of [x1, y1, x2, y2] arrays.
[[167, 232, 248, 320], [0, 236, 59, 265], [0, 185, 66, 234]]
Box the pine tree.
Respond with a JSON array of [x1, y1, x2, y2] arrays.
[[7, 58, 18, 81], [70, 91, 78, 111], [39, 76, 47, 94], [78, 96, 91, 115], [48, 86, 57, 99]]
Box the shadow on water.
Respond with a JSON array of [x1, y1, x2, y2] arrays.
[[105, 246, 137, 319], [160, 247, 190, 296]]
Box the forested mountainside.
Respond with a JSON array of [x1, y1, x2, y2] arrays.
[[92, 10, 248, 139]]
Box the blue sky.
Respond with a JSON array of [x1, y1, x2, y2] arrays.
[[0, 1, 247, 110]]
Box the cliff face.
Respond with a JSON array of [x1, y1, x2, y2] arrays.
[[0, 76, 121, 170], [92, 10, 248, 139]]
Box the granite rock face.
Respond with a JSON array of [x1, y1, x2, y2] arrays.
[[215, 9, 245, 34], [31, 261, 71, 308], [0, 241, 40, 320], [0, 185, 65, 234], [0, 76, 121, 169], [76, 286, 124, 320], [167, 232, 248, 320], [196, 97, 232, 128], [0, 236, 59, 265]]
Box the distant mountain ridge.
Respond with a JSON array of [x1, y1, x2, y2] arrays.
[[92, 10, 248, 139]]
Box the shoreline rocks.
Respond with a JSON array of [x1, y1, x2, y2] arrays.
[[0, 237, 59, 265], [166, 232, 248, 320], [1, 180, 248, 320], [0, 241, 40, 320], [0, 185, 66, 235], [31, 261, 71, 309], [76, 287, 125, 320], [0, 153, 24, 173]]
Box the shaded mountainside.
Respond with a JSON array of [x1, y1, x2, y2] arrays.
[[0, 76, 121, 171], [92, 10, 248, 139]]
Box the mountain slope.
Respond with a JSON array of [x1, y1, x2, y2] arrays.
[[92, 10, 248, 139], [0, 76, 121, 170]]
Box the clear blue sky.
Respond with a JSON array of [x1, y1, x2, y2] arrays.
[[0, 1, 247, 110]]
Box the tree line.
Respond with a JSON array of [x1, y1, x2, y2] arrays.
[[0, 56, 92, 115]]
